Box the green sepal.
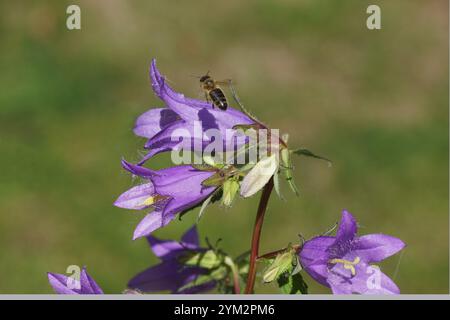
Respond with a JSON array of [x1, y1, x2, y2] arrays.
[[178, 188, 221, 220], [197, 191, 215, 222], [280, 148, 299, 196], [291, 255, 303, 275], [262, 250, 295, 283], [191, 164, 218, 172], [235, 251, 250, 277], [222, 179, 240, 206], [232, 124, 260, 131], [179, 249, 223, 269], [197, 188, 224, 221], [292, 148, 331, 165], [281, 133, 289, 144], [177, 266, 228, 292], [201, 171, 227, 187], [273, 169, 285, 201]]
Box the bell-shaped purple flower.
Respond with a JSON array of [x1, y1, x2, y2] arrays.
[[114, 160, 217, 239], [128, 225, 216, 294], [47, 267, 103, 294], [299, 210, 405, 294], [134, 59, 254, 164]]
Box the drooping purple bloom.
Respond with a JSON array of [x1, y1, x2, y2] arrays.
[[134, 59, 254, 164], [299, 210, 405, 294], [114, 160, 217, 239], [128, 225, 216, 294], [47, 267, 103, 294]]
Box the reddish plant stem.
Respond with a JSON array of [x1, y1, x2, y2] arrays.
[[244, 178, 274, 294]]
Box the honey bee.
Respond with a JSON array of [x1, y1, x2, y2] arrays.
[[200, 72, 228, 111]]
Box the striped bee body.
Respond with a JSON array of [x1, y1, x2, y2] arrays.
[[200, 74, 228, 111], [209, 88, 228, 110]]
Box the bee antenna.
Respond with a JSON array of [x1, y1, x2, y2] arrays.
[[189, 74, 202, 79]]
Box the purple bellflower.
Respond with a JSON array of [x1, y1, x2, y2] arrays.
[[133, 59, 254, 164], [114, 160, 217, 239], [47, 267, 103, 294], [128, 225, 216, 293], [299, 210, 405, 294]]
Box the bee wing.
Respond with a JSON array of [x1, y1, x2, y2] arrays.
[[215, 79, 235, 86]]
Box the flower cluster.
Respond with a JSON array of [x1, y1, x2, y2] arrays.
[[134, 60, 254, 164], [48, 59, 405, 295]]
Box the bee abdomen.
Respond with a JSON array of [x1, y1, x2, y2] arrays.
[[209, 88, 228, 110]]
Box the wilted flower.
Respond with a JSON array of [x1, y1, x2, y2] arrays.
[[47, 267, 103, 294], [128, 225, 216, 293], [134, 59, 254, 164], [114, 160, 217, 239], [240, 153, 278, 198], [299, 210, 405, 294]]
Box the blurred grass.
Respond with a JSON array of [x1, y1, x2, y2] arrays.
[[0, 0, 448, 293]]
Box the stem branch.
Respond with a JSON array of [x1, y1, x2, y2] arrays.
[[244, 178, 274, 294], [257, 244, 302, 260], [224, 256, 240, 294]]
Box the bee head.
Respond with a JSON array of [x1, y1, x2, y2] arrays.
[[199, 74, 211, 83]]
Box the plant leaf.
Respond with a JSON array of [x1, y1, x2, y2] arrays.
[[277, 272, 308, 294]]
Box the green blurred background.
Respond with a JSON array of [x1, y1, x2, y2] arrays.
[[0, 0, 448, 294]]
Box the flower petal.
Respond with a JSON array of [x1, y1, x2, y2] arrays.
[[79, 267, 103, 294], [353, 234, 405, 263], [121, 159, 158, 178], [47, 268, 103, 294], [160, 80, 253, 127], [128, 260, 209, 293], [335, 210, 358, 244], [150, 59, 164, 99], [240, 154, 278, 198], [128, 261, 182, 292], [299, 236, 335, 286], [154, 167, 216, 217], [144, 120, 204, 151], [146, 237, 191, 260], [133, 210, 177, 240], [328, 262, 400, 295], [181, 225, 200, 247], [134, 108, 179, 139], [47, 273, 76, 294], [114, 183, 155, 210], [138, 146, 176, 166]]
